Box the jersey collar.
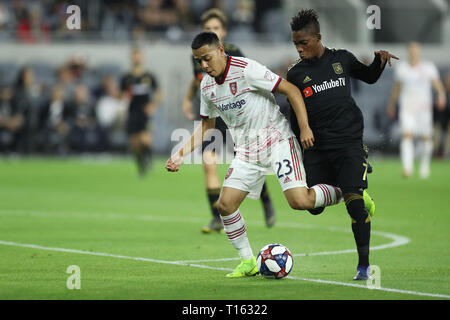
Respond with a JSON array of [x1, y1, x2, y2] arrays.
[[215, 55, 231, 85]]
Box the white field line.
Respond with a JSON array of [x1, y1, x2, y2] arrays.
[[0, 239, 449, 299], [173, 229, 411, 263], [0, 209, 411, 262]]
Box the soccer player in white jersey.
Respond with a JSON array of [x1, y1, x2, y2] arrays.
[[387, 42, 446, 178], [166, 32, 344, 278]]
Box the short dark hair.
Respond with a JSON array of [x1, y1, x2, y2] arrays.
[[201, 8, 227, 29], [191, 32, 221, 50], [290, 9, 320, 34]]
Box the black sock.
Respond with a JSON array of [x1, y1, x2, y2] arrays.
[[135, 151, 146, 175], [145, 146, 153, 165], [207, 188, 221, 220], [260, 182, 271, 203], [345, 194, 371, 267]]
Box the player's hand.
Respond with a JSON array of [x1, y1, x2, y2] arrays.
[[437, 94, 447, 111], [300, 126, 314, 150], [144, 103, 156, 116], [374, 50, 399, 68], [165, 152, 183, 172], [182, 99, 195, 120], [387, 103, 396, 120]]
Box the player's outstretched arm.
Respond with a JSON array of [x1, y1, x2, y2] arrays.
[[276, 79, 314, 149], [349, 50, 399, 84], [165, 117, 215, 172]]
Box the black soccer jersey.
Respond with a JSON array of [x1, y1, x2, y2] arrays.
[[121, 72, 159, 114], [287, 48, 385, 149]]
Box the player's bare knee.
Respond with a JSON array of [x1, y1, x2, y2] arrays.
[[216, 198, 236, 216]]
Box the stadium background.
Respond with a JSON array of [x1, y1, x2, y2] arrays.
[[0, 0, 449, 158]]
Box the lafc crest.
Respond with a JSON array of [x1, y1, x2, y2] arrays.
[[332, 62, 343, 74]]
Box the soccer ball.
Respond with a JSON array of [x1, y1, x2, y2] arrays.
[[256, 244, 293, 279]]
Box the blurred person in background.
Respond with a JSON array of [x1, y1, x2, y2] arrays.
[[121, 47, 162, 177], [38, 85, 72, 154], [13, 66, 44, 153], [16, 2, 50, 43], [433, 72, 450, 159], [96, 74, 127, 151], [0, 86, 23, 152], [387, 42, 446, 179], [182, 8, 276, 234], [67, 83, 106, 153]]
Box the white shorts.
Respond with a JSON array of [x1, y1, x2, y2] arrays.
[[222, 137, 307, 199], [400, 110, 433, 138]]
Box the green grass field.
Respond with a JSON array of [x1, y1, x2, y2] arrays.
[[0, 156, 449, 300]]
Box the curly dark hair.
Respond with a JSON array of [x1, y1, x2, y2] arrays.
[[290, 9, 320, 34]]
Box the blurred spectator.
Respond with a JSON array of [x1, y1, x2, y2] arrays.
[[137, 0, 178, 33], [0, 2, 11, 31], [16, 2, 50, 43], [95, 74, 127, 150], [56, 64, 77, 102], [231, 0, 254, 27], [67, 84, 106, 152], [0, 86, 24, 152], [13, 66, 44, 153], [38, 84, 72, 154], [253, 0, 287, 41], [433, 71, 450, 159]]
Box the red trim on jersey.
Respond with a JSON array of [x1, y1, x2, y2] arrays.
[[200, 115, 209, 119], [230, 57, 248, 66], [289, 138, 299, 181], [230, 63, 246, 69], [215, 56, 231, 85], [290, 137, 303, 181], [202, 82, 217, 90], [271, 76, 282, 93]]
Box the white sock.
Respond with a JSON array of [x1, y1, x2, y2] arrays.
[[311, 184, 343, 208], [401, 138, 414, 176], [220, 210, 253, 260], [419, 139, 432, 179]]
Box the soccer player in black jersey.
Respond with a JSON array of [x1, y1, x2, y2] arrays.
[[182, 9, 276, 233], [287, 9, 398, 280], [121, 48, 162, 177]]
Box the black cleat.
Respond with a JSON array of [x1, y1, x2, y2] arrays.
[[263, 199, 276, 228]]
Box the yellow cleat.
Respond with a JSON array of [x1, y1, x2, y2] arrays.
[[226, 256, 259, 278], [363, 190, 376, 217], [201, 218, 224, 234]]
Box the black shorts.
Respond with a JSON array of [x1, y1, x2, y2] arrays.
[[201, 117, 233, 153], [127, 112, 150, 135], [303, 143, 368, 192]]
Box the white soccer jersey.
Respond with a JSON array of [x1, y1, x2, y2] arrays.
[[200, 56, 294, 164], [395, 61, 439, 113]]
